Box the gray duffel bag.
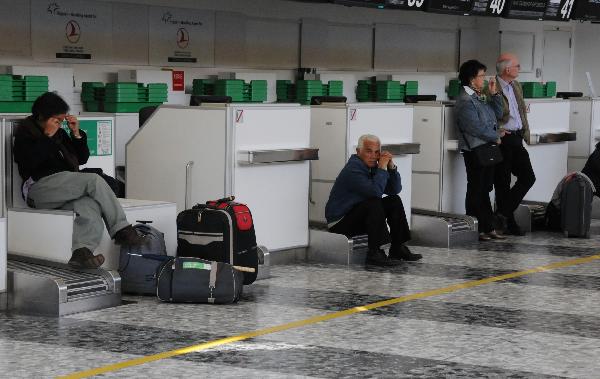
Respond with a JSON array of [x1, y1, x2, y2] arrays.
[[157, 257, 244, 304]]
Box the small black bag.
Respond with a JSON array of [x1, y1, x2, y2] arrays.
[[472, 142, 503, 167], [118, 222, 170, 295], [81, 167, 125, 197]]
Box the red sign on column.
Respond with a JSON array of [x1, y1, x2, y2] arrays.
[[172, 70, 184, 91]]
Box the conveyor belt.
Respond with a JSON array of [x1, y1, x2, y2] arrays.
[[411, 209, 479, 248], [439, 217, 473, 232], [6, 255, 121, 316], [8, 260, 112, 300]]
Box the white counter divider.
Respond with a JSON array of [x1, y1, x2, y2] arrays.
[[126, 104, 313, 252]]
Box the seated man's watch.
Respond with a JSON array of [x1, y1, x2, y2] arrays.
[[388, 164, 397, 171]]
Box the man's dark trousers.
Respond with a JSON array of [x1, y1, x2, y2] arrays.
[[329, 195, 411, 250], [494, 133, 536, 219]]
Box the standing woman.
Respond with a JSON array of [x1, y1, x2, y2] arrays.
[[455, 60, 505, 241]]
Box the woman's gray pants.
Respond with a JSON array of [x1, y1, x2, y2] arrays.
[[27, 172, 130, 252]]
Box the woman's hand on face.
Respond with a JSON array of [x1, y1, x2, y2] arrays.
[[65, 115, 80, 136]]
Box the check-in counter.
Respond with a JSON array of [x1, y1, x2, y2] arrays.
[[81, 112, 138, 176], [310, 103, 417, 226], [523, 99, 574, 203], [411, 102, 468, 214], [126, 104, 314, 253], [413, 99, 574, 208], [568, 97, 600, 172], [0, 115, 26, 296]]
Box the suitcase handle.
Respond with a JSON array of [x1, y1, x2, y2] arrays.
[[233, 265, 256, 273], [209, 196, 235, 204]]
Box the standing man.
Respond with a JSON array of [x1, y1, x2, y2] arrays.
[[325, 134, 422, 266], [494, 53, 536, 235]]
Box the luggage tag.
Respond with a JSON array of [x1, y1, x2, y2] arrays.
[[182, 261, 212, 270]]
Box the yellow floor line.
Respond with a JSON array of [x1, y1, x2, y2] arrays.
[[58, 253, 600, 379]]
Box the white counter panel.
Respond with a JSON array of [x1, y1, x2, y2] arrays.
[[0, 218, 6, 294], [524, 99, 570, 202], [524, 143, 568, 202], [232, 105, 311, 251]]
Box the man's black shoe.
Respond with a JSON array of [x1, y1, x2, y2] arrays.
[[506, 219, 525, 236], [68, 247, 105, 269], [389, 245, 423, 262], [114, 225, 146, 246], [366, 249, 400, 266]]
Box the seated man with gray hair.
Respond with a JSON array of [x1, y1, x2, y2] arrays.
[[325, 134, 422, 266]]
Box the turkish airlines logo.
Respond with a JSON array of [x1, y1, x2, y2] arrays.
[[66, 20, 80, 43], [47, 2, 60, 14], [177, 28, 189, 49]]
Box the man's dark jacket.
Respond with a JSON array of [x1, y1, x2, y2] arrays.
[[325, 154, 401, 224], [13, 116, 89, 182]]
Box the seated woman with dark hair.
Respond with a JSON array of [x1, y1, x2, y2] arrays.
[[455, 60, 506, 241], [582, 142, 600, 196], [13, 92, 144, 269]]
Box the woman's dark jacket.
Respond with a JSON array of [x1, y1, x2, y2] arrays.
[[13, 116, 89, 181]]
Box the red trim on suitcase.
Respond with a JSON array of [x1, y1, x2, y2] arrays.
[[232, 204, 253, 231]]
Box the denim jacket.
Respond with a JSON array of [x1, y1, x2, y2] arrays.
[[454, 87, 504, 151]]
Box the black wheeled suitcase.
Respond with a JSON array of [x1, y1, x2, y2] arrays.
[[156, 257, 244, 304], [561, 175, 593, 238], [176, 196, 259, 284]]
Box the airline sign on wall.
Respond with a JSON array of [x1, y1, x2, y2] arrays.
[[31, 0, 112, 63], [148, 7, 215, 67]]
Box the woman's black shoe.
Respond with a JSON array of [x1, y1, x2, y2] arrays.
[[506, 220, 525, 236]]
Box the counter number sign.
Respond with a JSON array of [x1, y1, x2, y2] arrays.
[[408, 0, 425, 7], [489, 0, 505, 14], [560, 0, 575, 19], [385, 0, 426, 10]]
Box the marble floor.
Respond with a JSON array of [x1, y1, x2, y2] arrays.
[[3, 223, 600, 378]]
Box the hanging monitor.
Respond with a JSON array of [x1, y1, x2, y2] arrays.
[[543, 0, 575, 20], [333, 0, 386, 7], [425, 0, 473, 14], [501, 0, 548, 19], [571, 0, 600, 20], [470, 0, 506, 16], [385, 0, 428, 11]]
